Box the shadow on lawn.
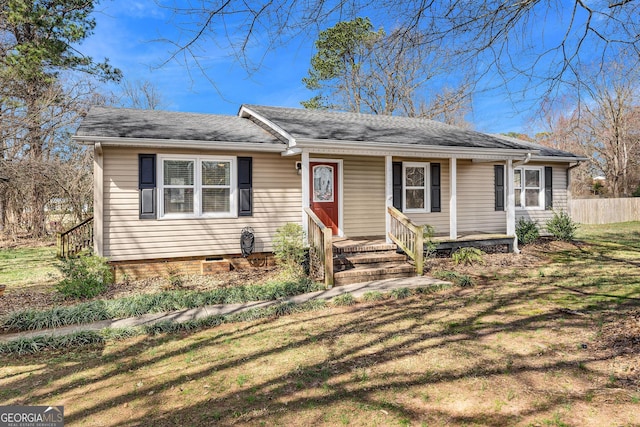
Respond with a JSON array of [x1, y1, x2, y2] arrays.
[[1, 235, 639, 425], [2, 281, 638, 426]]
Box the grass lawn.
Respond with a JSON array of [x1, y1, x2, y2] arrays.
[[0, 243, 61, 291], [1, 224, 639, 426]]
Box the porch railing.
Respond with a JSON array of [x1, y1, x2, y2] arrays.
[[388, 206, 424, 275], [56, 217, 94, 258], [305, 207, 334, 289]]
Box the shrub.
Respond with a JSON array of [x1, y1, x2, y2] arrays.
[[434, 271, 474, 287], [390, 287, 411, 299], [451, 247, 485, 266], [423, 224, 437, 258], [55, 255, 113, 299], [332, 293, 356, 306], [362, 291, 385, 302], [516, 217, 539, 245], [272, 223, 307, 275], [546, 210, 579, 241]]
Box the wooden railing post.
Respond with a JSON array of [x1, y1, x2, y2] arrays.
[[415, 224, 424, 276], [323, 226, 334, 288], [304, 207, 334, 288], [56, 232, 63, 258]]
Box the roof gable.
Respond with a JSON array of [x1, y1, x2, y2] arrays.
[[242, 104, 530, 151]]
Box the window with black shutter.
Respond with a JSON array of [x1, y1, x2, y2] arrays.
[[494, 165, 505, 211], [392, 162, 402, 211], [430, 163, 441, 212], [238, 157, 253, 216], [545, 166, 553, 210], [138, 154, 156, 219]]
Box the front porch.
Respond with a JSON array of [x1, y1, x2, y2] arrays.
[[307, 207, 518, 288]]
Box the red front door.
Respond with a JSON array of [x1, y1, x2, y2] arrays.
[[310, 162, 339, 235]]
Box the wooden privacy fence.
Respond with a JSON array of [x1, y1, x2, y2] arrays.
[[569, 198, 640, 224]]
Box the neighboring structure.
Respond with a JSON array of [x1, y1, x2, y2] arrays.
[[74, 105, 585, 281]]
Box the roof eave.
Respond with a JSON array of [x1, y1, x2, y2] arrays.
[[296, 138, 538, 158], [71, 135, 286, 152], [530, 155, 589, 163]]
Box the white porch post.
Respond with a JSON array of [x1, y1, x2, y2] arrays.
[[385, 155, 393, 243], [94, 143, 103, 256], [449, 157, 457, 240], [506, 159, 516, 236], [301, 150, 310, 238]]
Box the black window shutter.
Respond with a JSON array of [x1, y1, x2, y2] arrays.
[[430, 163, 441, 212], [545, 166, 553, 210], [392, 162, 402, 211], [138, 154, 156, 219], [494, 165, 505, 211], [238, 157, 252, 216]]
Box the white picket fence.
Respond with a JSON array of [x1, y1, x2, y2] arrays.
[[569, 198, 640, 224]]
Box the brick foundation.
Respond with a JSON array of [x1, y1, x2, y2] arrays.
[[110, 252, 275, 282]]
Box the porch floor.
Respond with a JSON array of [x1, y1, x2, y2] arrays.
[[333, 232, 516, 253], [332, 236, 394, 254], [432, 232, 515, 252]]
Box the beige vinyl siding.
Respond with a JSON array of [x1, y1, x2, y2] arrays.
[[516, 163, 569, 233], [398, 157, 450, 235], [103, 147, 301, 261], [342, 156, 386, 237], [457, 160, 506, 233], [310, 154, 386, 237]]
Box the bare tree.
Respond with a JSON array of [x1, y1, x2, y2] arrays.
[[161, 0, 640, 102], [537, 61, 640, 197], [117, 79, 166, 110]]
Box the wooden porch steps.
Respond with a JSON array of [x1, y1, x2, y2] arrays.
[[332, 239, 415, 286]]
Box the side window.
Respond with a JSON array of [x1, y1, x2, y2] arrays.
[[515, 167, 544, 209]]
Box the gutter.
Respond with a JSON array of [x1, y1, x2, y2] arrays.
[[71, 136, 286, 152], [514, 152, 532, 166], [295, 138, 536, 158]]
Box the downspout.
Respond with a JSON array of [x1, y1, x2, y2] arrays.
[[508, 152, 531, 255], [513, 152, 532, 167]]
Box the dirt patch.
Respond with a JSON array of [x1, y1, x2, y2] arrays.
[[592, 308, 640, 389]]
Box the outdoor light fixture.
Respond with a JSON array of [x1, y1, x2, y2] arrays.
[[295, 161, 302, 175]]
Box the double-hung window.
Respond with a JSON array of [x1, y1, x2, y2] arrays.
[[514, 166, 544, 209], [159, 155, 237, 218], [403, 162, 430, 212]]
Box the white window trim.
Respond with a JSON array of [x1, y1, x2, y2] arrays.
[[514, 166, 545, 210], [158, 154, 237, 219], [403, 162, 430, 213]]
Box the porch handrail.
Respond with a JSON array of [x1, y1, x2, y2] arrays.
[[57, 216, 94, 258], [387, 207, 424, 275], [304, 207, 334, 289]]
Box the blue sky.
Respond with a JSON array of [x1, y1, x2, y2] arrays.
[[81, 0, 565, 135]]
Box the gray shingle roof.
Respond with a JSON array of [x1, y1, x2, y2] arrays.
[[490, 134, 584, 159], [243, 104, 533, 151], [76, 106, 282, 145]]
